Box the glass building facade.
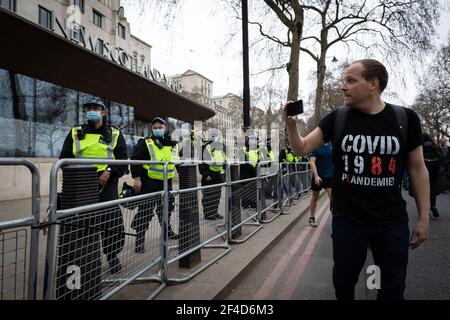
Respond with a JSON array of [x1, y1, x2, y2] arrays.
[[0, 67, 138, 158], [0, 67, 191, 159]]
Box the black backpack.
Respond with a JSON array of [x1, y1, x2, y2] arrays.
[[332, 104, 409, 156]]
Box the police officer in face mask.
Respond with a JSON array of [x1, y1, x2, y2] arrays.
[[130, 117, 179, 254], [238, 134, 261, 209], [59, 99, 128, 274], [199, 129, 226, 220]]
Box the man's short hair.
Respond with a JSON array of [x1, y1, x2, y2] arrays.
[[354, 59, 389, 93]]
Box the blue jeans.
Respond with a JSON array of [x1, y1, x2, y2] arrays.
[[331, 214, 410, 300]]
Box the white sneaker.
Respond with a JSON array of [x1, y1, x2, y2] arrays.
[[309, 217, 318, 227]]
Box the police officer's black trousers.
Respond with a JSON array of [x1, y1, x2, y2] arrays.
[[240, 167, 257, 209], [201, 172, 223, 218], [98, 178, 125, 260], [131, 178, 175, 234]]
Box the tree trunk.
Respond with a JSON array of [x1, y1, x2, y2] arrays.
[[314, 57, 327, 125], [287, 33, 301, 102], [285, 17, 303, 145]]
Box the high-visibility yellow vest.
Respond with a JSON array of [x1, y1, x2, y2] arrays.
[[206, 145, 226, 172], [296, 156, 308, 163], [284, 149, 294, 162], [72, 126, 120, 172], [261, 149, 275, 162], [142, 138, 179, 180], [243, 147, 259, 168]]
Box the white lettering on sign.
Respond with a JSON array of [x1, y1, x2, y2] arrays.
[[52, 7, 182, 93]]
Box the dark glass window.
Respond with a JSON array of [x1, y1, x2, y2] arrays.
[[95, 39, 104, 55], [0, 67, 138, 158], [74, 0, 84, 13], [118, 24, 126, 39], [39, 6, 52, 30], [93, 10, 102, 28], [0, 0, 15, 11]]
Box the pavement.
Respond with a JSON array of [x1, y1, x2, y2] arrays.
[[224, 191, 450, 300]]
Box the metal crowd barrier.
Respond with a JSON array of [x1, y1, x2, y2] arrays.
[[165, 173, 231, 284], [0, 158, 40, 300], [259, 162, 282, 223], [2, 157, 312, 300], [43, 159, 169, 301], [279, 162, 312, 213]]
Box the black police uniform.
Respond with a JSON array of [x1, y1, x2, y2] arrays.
[[130, 134, 178, 248], [59, 122, 128, 273], [199, 141, 225, 220], [238, 144, 260, 209]]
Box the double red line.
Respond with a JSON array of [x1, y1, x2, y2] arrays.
[[253, 200, 332, 300]]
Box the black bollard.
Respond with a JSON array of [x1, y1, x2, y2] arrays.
[[56, 165, 102, 300], [178, 164, 202, 269], [230, 164, 242, 238]]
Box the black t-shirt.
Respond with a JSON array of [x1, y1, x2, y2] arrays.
[[319, 103, 423, 226]]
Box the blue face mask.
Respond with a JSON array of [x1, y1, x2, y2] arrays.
[[153, 129, 165, 138], [86, 111, 102, 122]]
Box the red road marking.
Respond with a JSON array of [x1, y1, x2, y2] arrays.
[[252, 200, 329, 300], [278, 208, 332, 299]]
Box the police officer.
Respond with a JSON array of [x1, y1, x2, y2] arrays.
[[59, 99, 128, 274], [279, 145, 296, 200], [280, 145, 295, 163], [260, 138, 277, 199], [131, 116, 179, 254], [199, 129, 226, 220], [239, 135, 260, 209], [260, 138, 276, 165], [296, 153, 310, 195]]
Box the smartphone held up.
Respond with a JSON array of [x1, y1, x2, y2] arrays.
[[286, 100, 304, 117]]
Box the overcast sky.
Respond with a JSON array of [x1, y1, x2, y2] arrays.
[[123, 0, 450, 113]]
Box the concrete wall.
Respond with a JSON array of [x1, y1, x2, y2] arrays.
[[14, 0, 152, 70]]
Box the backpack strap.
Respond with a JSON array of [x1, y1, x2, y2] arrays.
[[390, 104, 408, 148], [333, 106, 351, 149], [332, 104, 409, 151]]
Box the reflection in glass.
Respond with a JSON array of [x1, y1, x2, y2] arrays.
[[0, 67, 141, 158]]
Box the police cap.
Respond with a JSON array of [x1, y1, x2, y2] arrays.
[[83, 99, 106, 110], [152, 116, 166, 125]]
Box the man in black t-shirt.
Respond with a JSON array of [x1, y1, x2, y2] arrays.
[[284, 59, 430, 300]]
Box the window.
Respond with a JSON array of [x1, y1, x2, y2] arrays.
[[73, 0, 84, 13], [39, 6, 52, 30], [118, 23, 126, 39], [93, 10, 102, 28], [72, 24, 84, 43], [0, 0, 15, 11], [95, 39, 104, 55]]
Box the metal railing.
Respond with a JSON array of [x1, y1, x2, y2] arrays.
[[0, 158, 40, 300], [1, 157, 312, 300]]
